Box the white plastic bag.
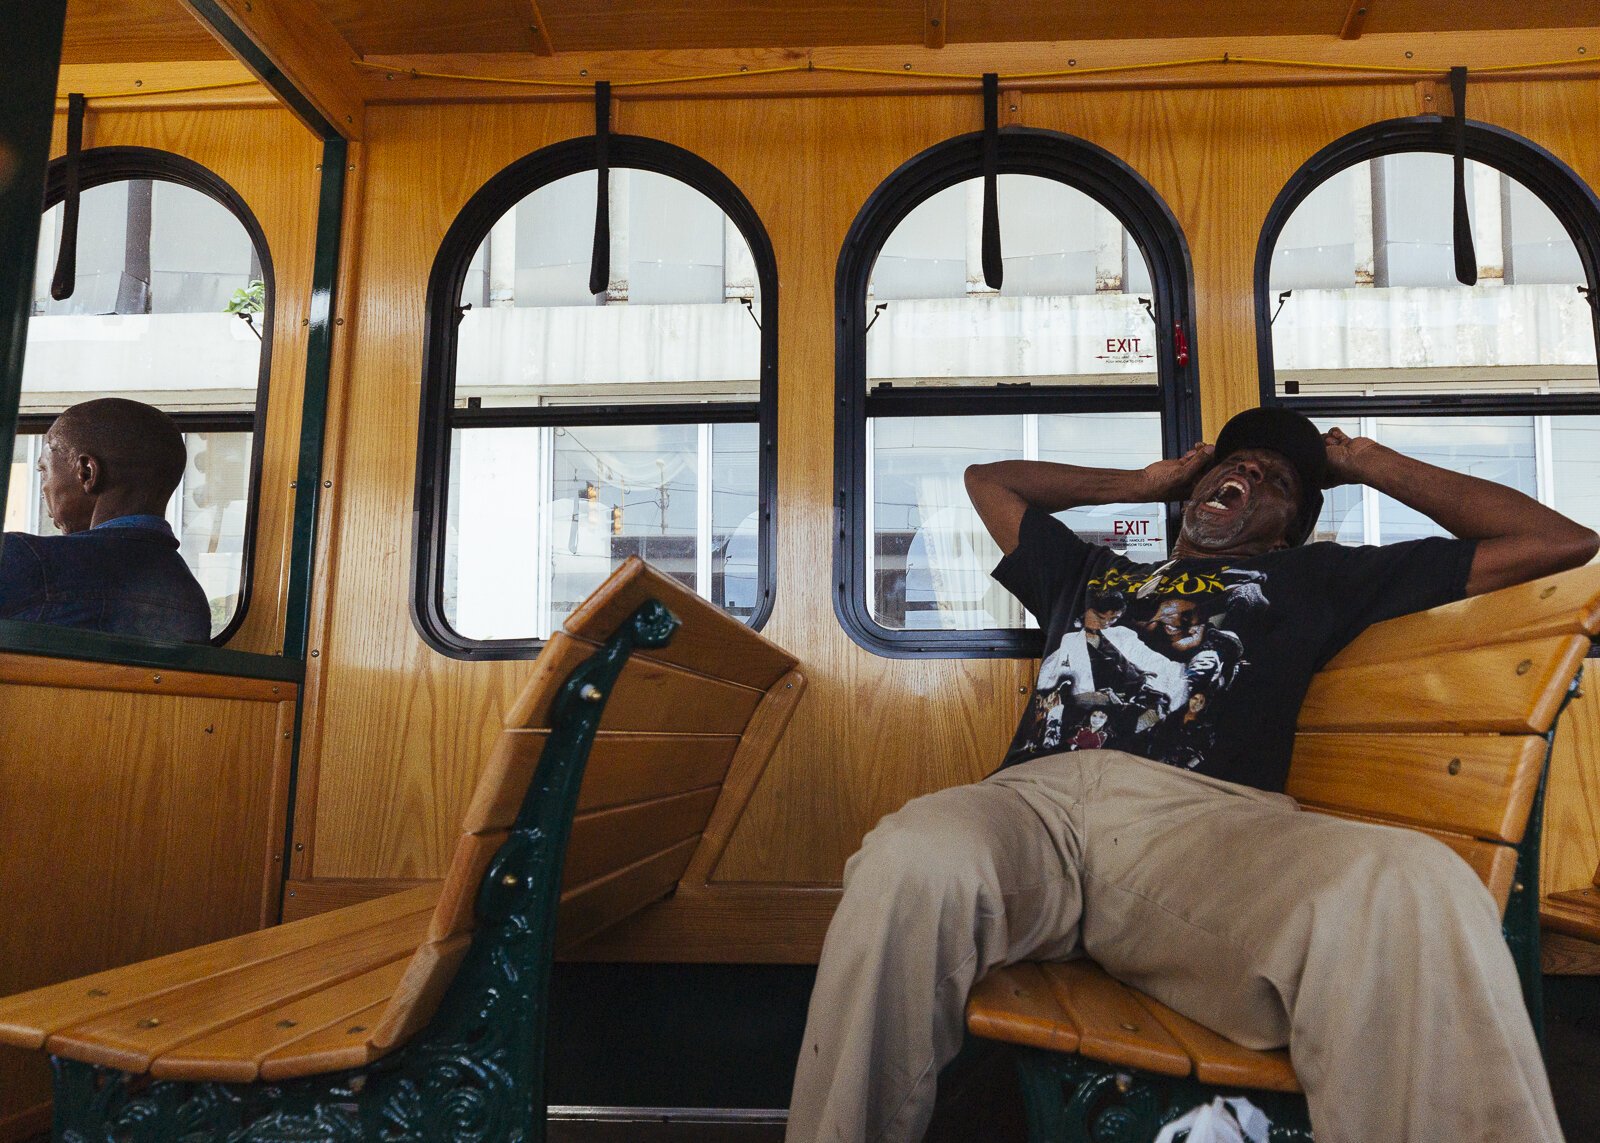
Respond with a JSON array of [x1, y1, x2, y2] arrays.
[[1152, 1095, 1271, 1143]]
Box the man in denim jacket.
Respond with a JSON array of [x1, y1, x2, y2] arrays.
[[0, 398, 210, 642]]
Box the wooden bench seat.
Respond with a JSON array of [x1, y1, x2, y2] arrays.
[[966, 563, 1600, 1142], [0, 556, 804, 1140]]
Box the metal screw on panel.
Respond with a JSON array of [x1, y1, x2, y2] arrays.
[[580, 69, 588, 77], [277, 1020, 297, 1029], [138, 1018, 161, 1029], [1516, 659, 1533, 675], [1115, 1073, 1133, 1094], [580, 683, 605, 703], [133, 79, 143, 87], [311, 649, 320, 657], [295, 842, 305, 851], [1019, 686, 1027, 694], [348, 1025, 367, 1036], [501, 873, 520, 887], [930, 17, 940, 25], [1405, 50, 1414, 58], [152, 675, 162, 683], [1514, 882, 1525, 893], [1448, 758, 1461, 775], [1542, 585, 1558, 599], [323, 480, 332, 487]]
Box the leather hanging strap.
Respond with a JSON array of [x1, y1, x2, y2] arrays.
[[588, 81, 612, 297], [50, 92, 87, 302], [1449, 66, 1477, 287], [980, 72, 1003, 291]]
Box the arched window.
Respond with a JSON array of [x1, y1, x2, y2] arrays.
[[835, 129, 1199, 658], [1257, 120, 1600, 550], [414, 137, 778, 659], [8, 147, 273, 643]]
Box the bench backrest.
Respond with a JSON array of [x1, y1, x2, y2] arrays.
[[366, 557, 802, 1050], [1287, 564, 1600, 910]]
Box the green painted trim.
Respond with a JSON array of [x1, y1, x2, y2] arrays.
[[178, 0, 340, 140], [0, 620, 303, 681], [281, 138, 346, 660], [0, 0, 67, 536]]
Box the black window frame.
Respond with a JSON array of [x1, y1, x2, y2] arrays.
[[413, 135, 779, 660], [1255, 116, 1600, 420], [834, 127, 1201, 659], [32, 144, 275, 647]]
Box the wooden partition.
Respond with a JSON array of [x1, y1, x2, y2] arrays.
[[274, 74, 1600, 962], [0, 658, 295, 1139]]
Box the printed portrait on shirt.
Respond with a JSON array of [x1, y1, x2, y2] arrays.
[[1018, 563, 1264, 770]]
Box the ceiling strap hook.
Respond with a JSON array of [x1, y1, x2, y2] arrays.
[[588, 80, 612, 298], [50, 92, 87, 303], [981, 72, 1004, 291], [1450, 65, 1477, 287]]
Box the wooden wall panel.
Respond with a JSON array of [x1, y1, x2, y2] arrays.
[[294, 80, 1600, 950], [44, 106, 322, 656], [1545, 681, 1600, 897], [0, 670, 291, 1133]]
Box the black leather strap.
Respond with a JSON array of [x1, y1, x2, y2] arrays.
[[588, 80, 612, 297], [981, 72, 1003, 291], [49, 92, 86, 302], [1450, 66, 1477, 287]]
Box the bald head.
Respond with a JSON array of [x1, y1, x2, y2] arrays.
[[40, 399, 187, 533]]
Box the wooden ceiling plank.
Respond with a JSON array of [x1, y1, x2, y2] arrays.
[[176, 0, 364, 138], [1340, 0, 1373, 40], [62, 0, 231, 66], [353, 26, 1600, 104], [526, 0, 556, 56], [925, 0, 947, 50]]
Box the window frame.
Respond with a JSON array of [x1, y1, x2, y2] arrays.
[[834, 127, 1201, 659], [1254, 117, 1600, 420], [412, 135, 780, 660], [33, 145, 275, 647]]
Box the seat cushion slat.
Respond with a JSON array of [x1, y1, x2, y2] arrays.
[[555, 836, 701, 953], [1304, 808, 1519, 910], [1038, 962, 1191, 1078], [1298, 634, 1588, 734], [1287, 733, 1546, 843], [148, 957, 411, 1082], [1324, 565, 1600, 671], [45, 907, 436, 1073], [1130, 991, 1300, 1093], [366, 935, 473, 1052], [965, 963, 1081, 1054], [257, 998, 389, 1082], [462, 730, 738, 835], [0, 884, 441, 1051], [561, 557, 797, 690], [563, 786, 721, 889], [428, 831, 507, 943]]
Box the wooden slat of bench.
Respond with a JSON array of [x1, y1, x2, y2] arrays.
[[148, 957, 411, 1082], [966, 963, 1081, 1054], [0, 884, 441, 1051], [1038, 961, 1191, 1077], [563, 786, 722, 889], [562, 557, 797, 691], [258, 998, 389, 1081], [1542, 887, 1600, 941], [1298, 634, 1588, 735], [511, 649, 766, 738], [428, 831, 507, 943], [366, 934, 473, 1052], [1304, 808, 1519, 910], [44, 910, 436, 1074], [462, 730, 739, 835], [503, 633, 590, 730], [1287, 733, 1546, 843], [1324, 565, 1600, 672], [1131, 991, 1300, 1093], [555, 835, 701, 953]]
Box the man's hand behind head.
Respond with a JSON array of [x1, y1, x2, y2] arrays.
[[1142, 443, 1215, 502], [1320, 426, 1382, 488]]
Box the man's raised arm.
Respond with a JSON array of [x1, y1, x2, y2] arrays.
[[963, 445, 1215, 555], [1323, 427, 1599, 595]]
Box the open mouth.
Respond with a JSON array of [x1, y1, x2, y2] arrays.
[[1202, 476, 1249, 512]]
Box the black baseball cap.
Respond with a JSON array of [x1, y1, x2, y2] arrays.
[[1211, 407, 1326, 546]]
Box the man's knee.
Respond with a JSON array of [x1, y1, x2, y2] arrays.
[[1313, 825, 1498, 934], [844, 788, 1014, 902]]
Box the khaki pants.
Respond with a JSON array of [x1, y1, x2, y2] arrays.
[[786, 750, 1563, 1143]]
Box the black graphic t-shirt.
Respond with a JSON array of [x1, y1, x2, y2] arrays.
[[993, 507, 1477, 792]]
